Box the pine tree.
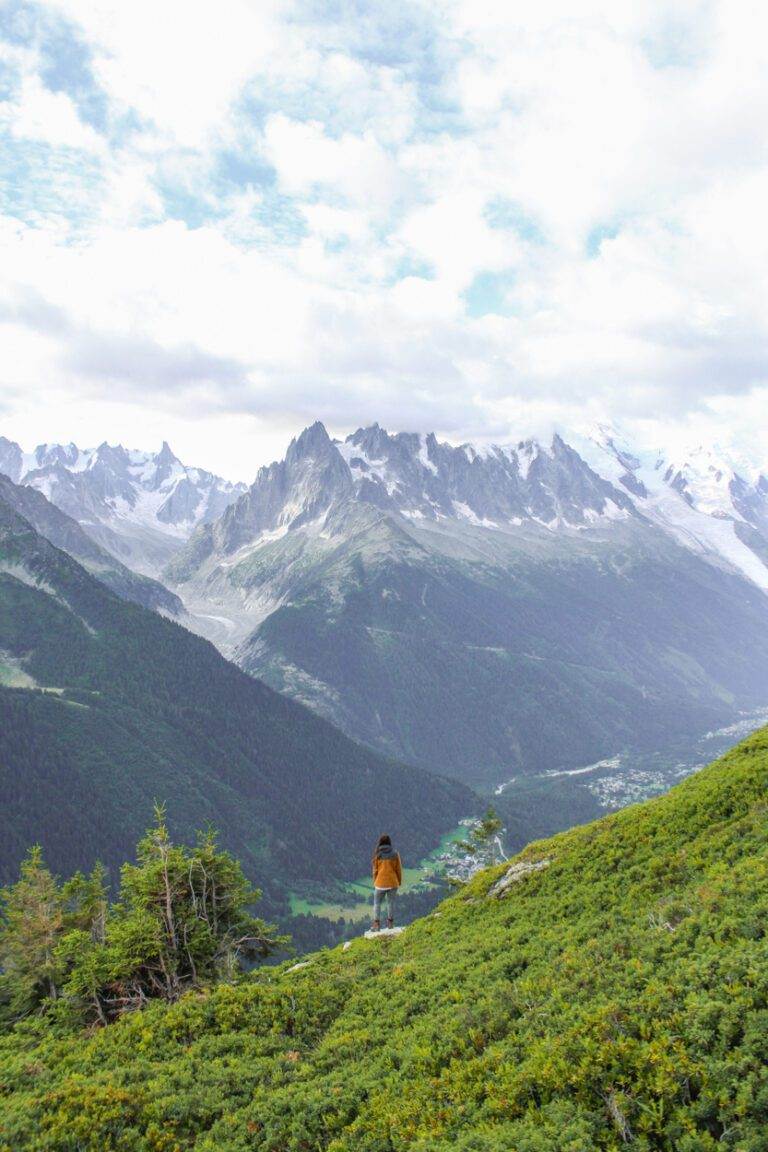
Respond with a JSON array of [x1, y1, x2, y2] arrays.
[[0, 846, 64, 1018], [1, 814, 287, 1026], [58, 807, 288, 1023], [450, 808, 506, 886], [469, 808, 505, 862]]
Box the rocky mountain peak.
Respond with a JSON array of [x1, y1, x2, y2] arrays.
[[345, 422, 395, 458], [87, 442, 133, 477], [156, 440, 179, 466], [0, 435, 246, 575], [203, 422, 353, 557], [0, 436, 23, 483], [288, 421, 334, 461], [150, 441, 183, 490], [32, 442, 80, 471]]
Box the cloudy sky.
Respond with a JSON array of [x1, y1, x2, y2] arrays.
[[0, 0, 766, 481]]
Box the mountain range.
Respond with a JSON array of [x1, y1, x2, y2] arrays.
[[0, 437, 246, 574], [166, 422, 768, 784], [4, 422, 767, 788]]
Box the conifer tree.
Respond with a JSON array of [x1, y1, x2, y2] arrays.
[[1, 812, 287, 1025], [0, 846, 64, 1018], [59, 806, 287, 1022], [452, 807, 506, 883]]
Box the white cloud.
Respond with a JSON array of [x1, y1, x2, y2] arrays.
[[1, 70, 104, 153], [0, 0, 767, 478], [47, 0, 289, 147], [263, 114, 405, 212], [396, 190, 520, 291]]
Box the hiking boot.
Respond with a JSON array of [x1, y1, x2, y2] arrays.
[[371, 919, 381, 932], [386, 918, 394, 929]]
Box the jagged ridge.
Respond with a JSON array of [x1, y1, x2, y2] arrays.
[[0, 435, 246, 575]]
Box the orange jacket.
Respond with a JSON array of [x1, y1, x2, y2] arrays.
[[372, 852, 402, 889]]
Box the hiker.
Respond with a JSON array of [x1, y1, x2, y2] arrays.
[[371, 833, 402, 931]]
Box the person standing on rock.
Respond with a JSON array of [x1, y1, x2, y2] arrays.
[[371, 834, 402, 931]]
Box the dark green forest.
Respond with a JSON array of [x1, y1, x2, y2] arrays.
[[0, 497, 471, 914]]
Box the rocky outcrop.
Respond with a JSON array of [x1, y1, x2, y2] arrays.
[[488, 859, 552, 897]]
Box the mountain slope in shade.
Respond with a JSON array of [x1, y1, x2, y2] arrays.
[[0, 494, 471, 894], [3, 727, 767, 1149], [0, 472, 182, 615], [0, 436, 246, 574], [167, 422, 768, 786]]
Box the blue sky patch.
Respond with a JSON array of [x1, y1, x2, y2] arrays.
[[484, 198, 544, 245], [586, 223, 620, 258], [0, 131, 103, 229], [462, 270, 516, 318], [1, 1, 111, 132], [393, 253, 435, 281]]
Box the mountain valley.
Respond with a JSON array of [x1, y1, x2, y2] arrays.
[[4, 422, 767, 794], [0, 489, 471, 916]]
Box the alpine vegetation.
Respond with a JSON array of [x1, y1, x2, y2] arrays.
[[0, 727, 766, 1149], [0, 808, 285, 1028]]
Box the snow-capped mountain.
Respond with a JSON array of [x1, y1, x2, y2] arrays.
[[0, 437, 246, 574], [575, 427, 768, 593], [166, 421, 768, 787], [0, 471, 183, 615], [171, 421, 768, 592], [176, 421, 636, 570]]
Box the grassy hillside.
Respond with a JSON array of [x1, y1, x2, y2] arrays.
[[0, 497, 471, 900], [1, 729, 767, 1150]]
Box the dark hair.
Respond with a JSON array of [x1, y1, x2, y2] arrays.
[[372, 833, 392, 864]]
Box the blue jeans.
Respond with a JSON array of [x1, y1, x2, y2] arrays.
[[373, 887, 397, 923]]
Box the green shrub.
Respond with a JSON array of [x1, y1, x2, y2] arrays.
[[1, 728, 767, 1150]]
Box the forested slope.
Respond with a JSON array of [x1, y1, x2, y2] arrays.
[[0, 497, 471, 895], [0, 473, 182, 615], [1, 728, 766, 1150]]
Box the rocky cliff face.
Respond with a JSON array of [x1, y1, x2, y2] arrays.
[[214, 422, 353, 553]]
